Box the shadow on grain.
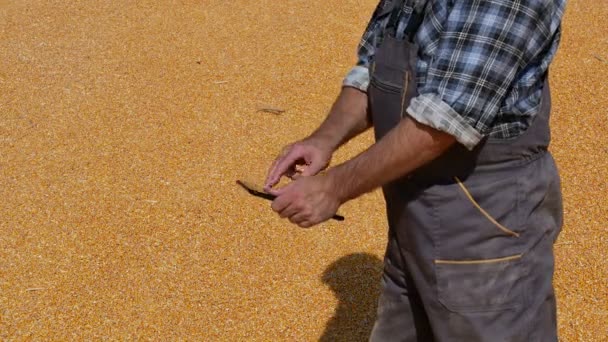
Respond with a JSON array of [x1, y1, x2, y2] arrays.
[[320, 253, 383, 342]]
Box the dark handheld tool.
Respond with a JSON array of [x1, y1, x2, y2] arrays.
[[236, 180, 345, 221]]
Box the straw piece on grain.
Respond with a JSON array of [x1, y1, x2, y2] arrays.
[[257, 106, 286, 115]]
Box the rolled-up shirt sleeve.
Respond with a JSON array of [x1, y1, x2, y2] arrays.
[[406, 0, 559, 150], [344, 65, 371, 92], [343, 0, 393, 92]]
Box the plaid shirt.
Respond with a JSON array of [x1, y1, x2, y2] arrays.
[[344, 0, 566, 149]]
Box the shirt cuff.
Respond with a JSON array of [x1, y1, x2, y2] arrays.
[[342, 65, 370, 92], [406, 94, 483, 150]]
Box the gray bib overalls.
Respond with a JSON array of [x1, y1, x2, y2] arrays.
[[367, 2, 563, 341]]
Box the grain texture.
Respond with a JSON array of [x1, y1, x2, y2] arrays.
[[0, 1, 605, 340]]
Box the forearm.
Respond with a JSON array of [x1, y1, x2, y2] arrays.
[[327, 116, 455, 202], [311, 0, 389, 151], [308, 86, 371, 151]]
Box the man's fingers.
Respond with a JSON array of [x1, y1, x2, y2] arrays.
[[289, 211, 308, 224], [264, 146, 291, 189], [267, 181, 293, 197], [290, 212, 314, 228], [265, 149, 302, 190], [300, 160, 325, 177], [264, 157, 284, 190], [279, 202, 299, 219], [271, 193, 291, 214], [287, 170, 303, 180], [299, 221, 313, 228]]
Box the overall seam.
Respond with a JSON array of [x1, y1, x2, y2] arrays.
[[400, 70, 410, 118], [454, 176, 520, 238], [434, 253, 523, 264]]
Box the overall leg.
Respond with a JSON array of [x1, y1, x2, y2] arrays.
[[370, 233, 434, 342]]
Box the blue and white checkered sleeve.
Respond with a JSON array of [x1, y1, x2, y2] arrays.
[[343, 0, 392, 92], [407, 0, 559, 150]]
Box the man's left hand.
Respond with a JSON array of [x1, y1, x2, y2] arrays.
[[267, 174, 341, 228]]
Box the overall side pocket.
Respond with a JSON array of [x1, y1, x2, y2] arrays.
[[426, 172, 527, 312], [435, 254, 525, 312]]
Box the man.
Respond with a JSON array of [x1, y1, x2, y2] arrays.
[[264, 0, 565, 340]]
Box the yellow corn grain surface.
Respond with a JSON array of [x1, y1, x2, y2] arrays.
[[0, 0, 605, 340]]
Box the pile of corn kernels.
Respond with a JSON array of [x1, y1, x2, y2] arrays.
[[0, 0, 605, 340]]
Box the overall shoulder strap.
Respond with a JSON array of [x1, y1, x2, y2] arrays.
[[386, 0, 425, 40]]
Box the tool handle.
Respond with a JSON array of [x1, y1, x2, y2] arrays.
[[237, 180, 345, 221], [331, 214, 345, 221]]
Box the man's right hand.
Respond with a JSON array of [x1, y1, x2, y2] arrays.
[[264, 86, 370, 192], [264, 137, 334, 192]]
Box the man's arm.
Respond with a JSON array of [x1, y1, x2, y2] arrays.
[[269, 116, 455, 227], [264, 87, 370, 190], [328, 115, 454, 203], [308, 87, 371, 151], [264, 2, 391, 189], [316, 0, 396, 149]]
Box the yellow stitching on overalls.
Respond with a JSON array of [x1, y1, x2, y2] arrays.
[[454, 176, 520, 238], [434, 253, 523, 265], [400, 70, 409, 118]]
